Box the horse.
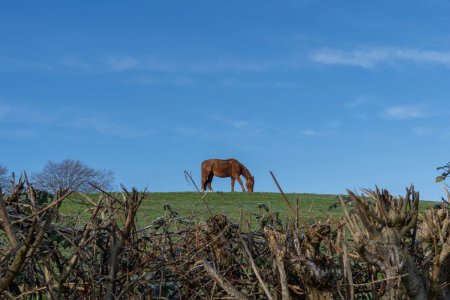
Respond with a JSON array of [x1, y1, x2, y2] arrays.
[[201, 158, 254, 192]]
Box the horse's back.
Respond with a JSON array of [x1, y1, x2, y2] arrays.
[[226, 158, 240, 163], [202, 158, 235, 166], [202, 158, 238, 177], [202, 159, 223, 173], [201, 159, 214, 173], [201, 159, 213, 166]]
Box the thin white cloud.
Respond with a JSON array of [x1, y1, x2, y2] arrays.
[[397, 49, 450, 65], [311, 47, 450, 69], [107, 56, 139, 71], [133, 76, 195, 87], [105, 56, 150, 71], [300, 129, 320, 136], [66, 115, 154, 138], [0, 53, 273, 74], [59, 55, 95, 71], [412, 126, 437, 137], [173, 127, 201, 137], [344, 95, 381, 120], [0, 101, 53, 124], [0, 100, 153, 139], [0, 103, 11, 120], [354, 113, 372, 120], [344, 95, 440, 122], [105, 55, 270, 73], [299, 124, 339, 137], [383, 105, 427, 120], [344, 95, 375, 108], [324, 120, 340, 128], [0, 56, 54, 72], [206, 115, 277, 140], [3, 45, 450, 75], [186, 59, 269, 72], [311, 48, 389, 68], [0, 127, 39, 139], [222, 78, 295, 88], [210, 115, 251, 130]]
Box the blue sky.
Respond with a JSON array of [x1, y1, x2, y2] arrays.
[[1, 1, 450, 200]]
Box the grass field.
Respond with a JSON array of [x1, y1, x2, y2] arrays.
[[59, 191, 438, 228]]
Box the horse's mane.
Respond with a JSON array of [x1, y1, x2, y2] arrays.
[[241, 164, 252, 179], [226, 158, 252, 179]]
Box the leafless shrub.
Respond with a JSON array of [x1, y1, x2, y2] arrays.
[[340, 186, 450, 299]]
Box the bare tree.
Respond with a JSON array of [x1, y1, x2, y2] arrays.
[[32, 159, 115, 194], [0, 164, 9, 193]]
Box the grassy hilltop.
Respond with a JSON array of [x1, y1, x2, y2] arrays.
[[60, 191, 437, 228]]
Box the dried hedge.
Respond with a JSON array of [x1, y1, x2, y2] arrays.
[[1, 173, 450, 299]]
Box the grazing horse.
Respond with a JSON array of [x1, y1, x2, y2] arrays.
[[201, 158, 254, 192]]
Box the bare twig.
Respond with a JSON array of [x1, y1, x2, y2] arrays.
[[184, 170, 201, 193], [270, 171, 295, 214], [201, 259, 249, 300], [238, 232, 274, 300]]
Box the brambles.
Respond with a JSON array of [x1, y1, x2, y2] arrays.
[[0, 173, 450, 299]]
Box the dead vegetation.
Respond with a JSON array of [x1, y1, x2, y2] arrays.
[[1, 173, 450, 299]]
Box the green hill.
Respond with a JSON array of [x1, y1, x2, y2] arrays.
[[59, 191, 438, 228]]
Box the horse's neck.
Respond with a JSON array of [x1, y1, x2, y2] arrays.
[[241, 165, 252, 179]]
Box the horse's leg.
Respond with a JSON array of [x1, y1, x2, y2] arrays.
[[236, 176, 246, 192], [208, 174, 214, 192], [201, 175, 208, 192], [231, 178, 235, 192], [202, 172, 212, 192], [201, 178, 206, 192]]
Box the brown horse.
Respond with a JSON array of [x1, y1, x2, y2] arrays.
[[201, 158, 254, 192]]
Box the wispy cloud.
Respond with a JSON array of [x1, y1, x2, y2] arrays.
[[0, 101, 54, 124], [210, 115, 251, 130], [172, 127, 201, 137], [0, 103, 11, 120], [311, 48, 389, 68], [412, 126, 437, 137], [383, 105, 427, 120], [0, 100, 153, 139], [300, 129, 320, 137], [104, 55, 178, 72], [411, 126, 450, 139], [0, 53, 274, 75], [0, 127, 39, 139], [0, 56, 54, 73], [206, 115, 281, 140], [105, 55, 270, 73], [3, 45, 450, 76], [343, 95, 381, 120], [59, 55, 95, 71], [311, 47, 450, 69], [66, 115, 154, 138], [133, 75, 195, 87], [324, 120, 340, 128], [222, 78, 295, 88], [105, 56, 141, 71], [344, 95, 440, 122], [344, 95, 375, 108], [299, 120, 340, 138]]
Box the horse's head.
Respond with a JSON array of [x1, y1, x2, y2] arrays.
[[246, 176, 255, 192]]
